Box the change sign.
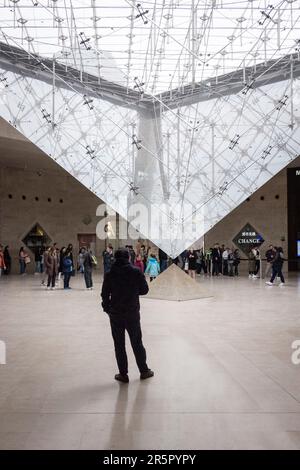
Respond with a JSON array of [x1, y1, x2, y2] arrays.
[[233, 223, 264, 255]]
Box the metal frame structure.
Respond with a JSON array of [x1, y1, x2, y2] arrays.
[[1, 1, 300, 257]]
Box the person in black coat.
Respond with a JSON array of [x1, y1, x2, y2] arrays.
[[101, 248, 154, 383], [266, 247, 285, 285], [158, 248, 168, 273], [212, 243, 221, 276], [83, 248, 94, 290]]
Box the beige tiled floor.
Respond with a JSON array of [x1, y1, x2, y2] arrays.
[[0, 272, 300, 449]]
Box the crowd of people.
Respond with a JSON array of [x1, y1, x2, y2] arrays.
[[173, 245, 241, 278], [0, 240, 286, 286], [0, 242, 97, 289], [102, 244, 162, 282]]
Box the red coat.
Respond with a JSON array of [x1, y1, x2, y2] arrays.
[[134, 259, 144, 273], [0, 252, 6, 269]]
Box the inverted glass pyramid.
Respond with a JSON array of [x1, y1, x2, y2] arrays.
[[0, 1, 300, 257]]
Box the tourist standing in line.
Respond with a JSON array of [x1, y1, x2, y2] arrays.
[[83, 247, 94, 290], [45, 246, 58, 290], [187, 249, 196, 279], [196, 248, 207, 275], [252, 246, 261, 278], [233, 249, 240, 276], [206, 248, 212, 275], [19, 247, 30, 275], [58, 247, 66, 279], [227, 248, 234, 277], [63, 249, 73, 289], [266, 247, 285, 286], [41, 247, 49, 286], [3, 246, 11, 275], [145, 254, 160, 282], [35, 246, 44, 274], [103, 244, 114, 274], [212, 243, 221, 276], [222, 247, 229, 276], [248, 248, 256, 278], [78, 247, 85, 274], [66, 243, 74, 277], [158, 248, 168, 273]]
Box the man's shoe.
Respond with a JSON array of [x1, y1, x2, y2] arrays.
[[115, 374, 129, 383], [140, 369, 154, 380], [265, 281, 273, 286]]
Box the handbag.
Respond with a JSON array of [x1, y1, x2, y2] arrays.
[[184, 261, 189, 271], [91, 255, 98, 266], [24, 255, 31, 264]]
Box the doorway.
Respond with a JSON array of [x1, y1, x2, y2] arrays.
[[77, 234, 96, 254]]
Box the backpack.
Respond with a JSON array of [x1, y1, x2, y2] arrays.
[[63, 257, 72, 268]]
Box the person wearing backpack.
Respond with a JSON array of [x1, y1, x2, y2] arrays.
[[63, 250, 73, 289]]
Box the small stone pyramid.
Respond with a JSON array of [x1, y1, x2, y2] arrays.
[[145, 263, 212, 301]]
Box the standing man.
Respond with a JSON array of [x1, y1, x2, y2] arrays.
[[212, 243, 221, 276], [103, 244, 114, 274], [158, 248, 168, 273], [83, 247, 94, 290], [222, 247, 229, 276], [101, 248, 154, 383]]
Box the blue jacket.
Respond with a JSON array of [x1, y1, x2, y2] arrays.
[[63, 256, 73, 273], [145, 257, 160, 277]]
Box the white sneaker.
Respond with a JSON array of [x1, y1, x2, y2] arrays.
[[279, 282, 285, 286], [265, 281, 273, 286], [51, 287, 55, 290]]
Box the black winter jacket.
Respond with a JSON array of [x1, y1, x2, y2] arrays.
[[101, 258, 149, 318]]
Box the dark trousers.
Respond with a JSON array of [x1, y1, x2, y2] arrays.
[[19, 259, 26, 274], [84, 269, 93, 288], [223, 260, 228, 275], [255, 260, 260, 276], [196, 262, 207, 274], [109, 314, 148, 375], [160, 259, 168, 273], [47, 272, 56, 288], [270, 266, 285, 283], [212, 261, 219, 276], [64, 272, 71, 288]]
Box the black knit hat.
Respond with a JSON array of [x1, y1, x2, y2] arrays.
[[114, 248, 129, 259]]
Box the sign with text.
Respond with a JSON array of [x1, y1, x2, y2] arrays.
[[233, 223, 264, 255]]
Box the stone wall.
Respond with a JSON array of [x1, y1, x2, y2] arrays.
[[204, 157, 300, 273], [0, 165, 106, 274]]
